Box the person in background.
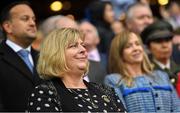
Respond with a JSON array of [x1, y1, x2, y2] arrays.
[[164, 1, 180, 29], [40, 15, 78, 38], [0, 1, 42, 111], [172, 27, 180, 48], [172, 27, 180, 65], [137, 0, 150, 5], [104, 30, 180, 112], [32, 15, 78, 51], [79, 20, 107, 83], [31, 30, 43, 51], [125, 2, 154, 35], [141, 20, 180, 87], [86, 1, 115, 56], [110, 0, 136, 20], [27, 28, 126, 112], [111, 20, 125, 35]]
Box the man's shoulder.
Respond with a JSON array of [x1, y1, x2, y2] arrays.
[[0, 40, 15, 55], [0, 42, 8, 59]]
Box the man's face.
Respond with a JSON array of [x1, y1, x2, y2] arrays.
[[3, 4, 37, 47], [127, 6, 154, 34], [79, 22, 99, 52], [149, 39, 173, 62]]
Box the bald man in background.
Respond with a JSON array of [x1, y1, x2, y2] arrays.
[[79, 20, 107, 83]]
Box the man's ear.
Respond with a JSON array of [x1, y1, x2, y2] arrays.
[[95, 36, 100, 45], [2, 21, 12, 34]]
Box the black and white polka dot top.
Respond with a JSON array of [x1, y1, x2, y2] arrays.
[[27, 78, 126, 112]]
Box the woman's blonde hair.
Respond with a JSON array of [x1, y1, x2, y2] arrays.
[[108, 30, 153, 87], [37, 28, 88, 79]]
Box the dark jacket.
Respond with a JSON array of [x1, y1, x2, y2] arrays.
[[152, 59, 180, 87], [0, 40, 42, 111], [172, 44, 180, 65], [88, 59, 107, 84]]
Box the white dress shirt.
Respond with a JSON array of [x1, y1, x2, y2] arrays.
[[88, 48, 101, 62], [153, 58, 170, 70], [6, 39, 34, 66]]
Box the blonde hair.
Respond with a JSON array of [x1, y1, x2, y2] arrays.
[[108, 30, 153, 87], [37, 28, 88, 79]]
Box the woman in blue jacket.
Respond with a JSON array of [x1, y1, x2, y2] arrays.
[[104, 30, 180, 112]]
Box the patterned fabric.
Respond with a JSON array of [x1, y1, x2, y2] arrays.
[[27, 78, 126, 112], [27, 81, 62, 112], [104, 70, 180, 112]]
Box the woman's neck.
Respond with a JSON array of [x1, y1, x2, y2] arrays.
[[125, 63, 143, 77], [61, 73, 87, 89]]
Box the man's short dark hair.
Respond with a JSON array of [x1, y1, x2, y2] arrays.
[[0, 1, 31, 25], [0, 1, 31, 37]]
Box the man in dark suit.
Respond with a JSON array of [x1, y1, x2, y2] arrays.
[[79, 21, 107, 83], [0, 1, 42, 111]]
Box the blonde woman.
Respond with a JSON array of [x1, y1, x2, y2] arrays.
[[27, 28, 125, 112], [104, 30, 180, 112]]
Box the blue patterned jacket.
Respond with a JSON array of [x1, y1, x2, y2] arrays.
[[104, 70, 180, 112]]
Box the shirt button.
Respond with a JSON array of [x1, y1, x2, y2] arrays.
[[157, 107, 160, 110], [149, 82, 152, 85]]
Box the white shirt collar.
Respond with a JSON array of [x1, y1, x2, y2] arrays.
[[153, 58, 170, 69], [6, 39, 31, 52], [88, 48, 100, 62], [83, 76, 90, 82]]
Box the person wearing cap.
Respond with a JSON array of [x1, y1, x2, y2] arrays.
[[141, 20, 180, 88]]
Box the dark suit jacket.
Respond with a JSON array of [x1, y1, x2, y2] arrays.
[[0, 40, 43, 111], [172, 44, 180, 65], [88, 59, 107, 84], [152, 59, 180, 87]]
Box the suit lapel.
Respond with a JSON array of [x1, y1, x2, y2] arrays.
[[31, 48, 39, 67], [0, 41, 34, 81]]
